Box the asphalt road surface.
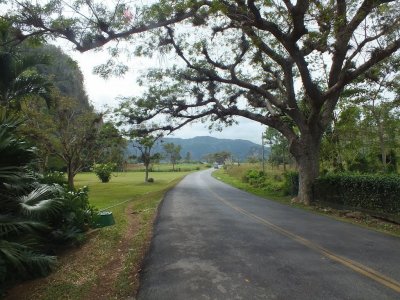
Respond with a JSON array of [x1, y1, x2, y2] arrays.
[[137, 169, 400, 300]]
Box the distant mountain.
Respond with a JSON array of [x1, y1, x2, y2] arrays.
[[126, 136, 270, 162]]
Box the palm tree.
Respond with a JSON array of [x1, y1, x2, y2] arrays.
[[0, 110, 61, 289]]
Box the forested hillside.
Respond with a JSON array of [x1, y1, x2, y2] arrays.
[[126, 136, 270, 162]]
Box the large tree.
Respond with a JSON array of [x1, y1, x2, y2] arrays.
[[7, 1, 400, 204], [21, 94, 101, 189]]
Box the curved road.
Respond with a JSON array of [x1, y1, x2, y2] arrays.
[[137, 170, 400, 299]]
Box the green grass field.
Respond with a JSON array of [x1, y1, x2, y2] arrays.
[[125, 163, 206, 172], [75, 171, 188, 209]]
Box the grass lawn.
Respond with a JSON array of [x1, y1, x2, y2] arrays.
[[213, 166, 400, 237], [6, 171, 190, 300], [126, 162, 206, 172]]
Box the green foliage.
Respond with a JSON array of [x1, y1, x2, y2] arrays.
[[39, 171, 67, 185], [242, 169, 286, 193], [92, 163, 116, 183], [283, 171, 299, 196], [240, 168, 298, 195], [162, 142, 181, 169], [0, 22, 53, 110], [20, 94, 102, 188], [313, 174, 400, 216], [243, 169, 266, 187], [48, 186, 97, 245], [347, 154, 379, 173], [265, 127, 293, 169], [95, 122, 126, 169], [203, 151, 232, 164], [0, 111, 60, 290]]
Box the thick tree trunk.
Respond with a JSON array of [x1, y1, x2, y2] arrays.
[[291, 134, 321, 205], [296, 154, 319, 205]]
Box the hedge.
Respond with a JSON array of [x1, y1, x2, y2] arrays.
[[313, 173, 400, 217]]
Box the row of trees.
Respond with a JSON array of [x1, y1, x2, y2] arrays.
[[203, 151, 233, 164]]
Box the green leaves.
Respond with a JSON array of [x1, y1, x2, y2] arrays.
[[314, 174, 400, 215], [17, 185, 63, 220], [92, 163, 116, 183]]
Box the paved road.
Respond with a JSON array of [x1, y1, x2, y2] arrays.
[[137, 170, 400, 299]]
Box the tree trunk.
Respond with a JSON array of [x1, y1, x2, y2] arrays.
[[145, 163, 149, 182], [377, 121, 387, 169], [67, 165, 74, 189], [291, 135, 321, 205]]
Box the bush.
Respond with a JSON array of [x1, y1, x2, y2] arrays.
[[39, 171, 67, 185], [147, 178, 154, 183], [48, 186, 97, 245], [242, 169, 266, 188], [92, 163, 116, 183], [283, 171, 299, 196], [313, 173, 400, 216]]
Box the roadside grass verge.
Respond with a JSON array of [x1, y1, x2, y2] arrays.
[[5, 171, 189, 300], [213, 167, 400, 237]]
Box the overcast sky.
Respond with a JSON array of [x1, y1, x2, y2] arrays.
[[65, 46, 265, 145]]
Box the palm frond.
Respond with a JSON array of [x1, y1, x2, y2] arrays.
[[18, 184, 63, 219], [0, 239, 57, 276], [0, 215, 47, 237], [0, 111, 35, 189]]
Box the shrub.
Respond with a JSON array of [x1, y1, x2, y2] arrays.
[[283, 171, 299, 196], [39, 171, 67, 185], [147, 178, 154, 183], [92, 163, 116, 183], [48, 186, 97, 246], [242, 170, 266, 188], [313, 173, 400, 216]]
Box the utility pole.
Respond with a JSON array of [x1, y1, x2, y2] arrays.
[[261, 133, 265, 173]]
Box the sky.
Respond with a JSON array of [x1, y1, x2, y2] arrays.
[[64, 45, 265, 145]]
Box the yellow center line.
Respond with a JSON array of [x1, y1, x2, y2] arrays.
[[207, 186, 400, 294]]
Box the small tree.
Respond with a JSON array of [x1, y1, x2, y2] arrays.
[[131, 134, 161, 182], [163, 142, 181, 171], [94, 122, 127, 169], [184, 152, 191, 163], [265, 127, 292, 171]]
